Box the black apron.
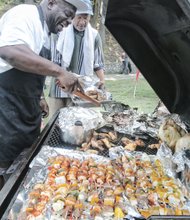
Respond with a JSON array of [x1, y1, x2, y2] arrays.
[[0, 6, 51, 162]]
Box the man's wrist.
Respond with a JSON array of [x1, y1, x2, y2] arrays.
[[40, 96, 45, 100]]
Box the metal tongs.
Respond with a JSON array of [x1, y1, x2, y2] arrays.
[[73, 89, 101, 107], [72, 76, 101, 107], [58, 75, 101, 107]]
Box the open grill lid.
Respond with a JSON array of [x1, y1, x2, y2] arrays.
[[105, 0, 190, 125]]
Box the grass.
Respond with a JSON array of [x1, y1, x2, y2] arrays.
[[44, 74, 159, 119], [42, 75, 159, 128], [105, 75, 159, 114]]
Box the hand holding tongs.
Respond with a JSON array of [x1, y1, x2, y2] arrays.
[[57, 74, 101, 107], [72, 75, 101, 107]]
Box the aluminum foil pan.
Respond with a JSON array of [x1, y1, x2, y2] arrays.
[[109, 146, 190, 218], [8, 146, 138, 220]]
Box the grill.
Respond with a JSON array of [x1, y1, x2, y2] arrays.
[[43, 118, 158, 157], [1, 113, 189, 220]]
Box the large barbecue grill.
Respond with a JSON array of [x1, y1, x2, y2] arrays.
[[1, 109, 189, 220], [1, 0, 190, 219]]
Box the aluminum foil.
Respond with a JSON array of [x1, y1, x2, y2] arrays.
[[58, 107, 105, 145], [9, 146, 137, 220], [78, 75, 100, 88], [58, 107, 104, 131], [102, 101, 132, 113], [72, 88, 112, 105], [102, 100, 188, 140], [172, 151, 190, 173], [109, 146, 156, 162], [169, 114, 188, 132], [103, 108, 162, 139], [30, 146, 111, 168], [110, 144, 176, 179], [109, 146, 190, 217], [71, 75, 112, 104], [172, 149, 190, 192], [109, 145, 126, 159], [157, 143, 176, 178]]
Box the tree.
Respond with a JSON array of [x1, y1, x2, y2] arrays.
[[25, 0, 34, 3], [91, 0, 108, 49]]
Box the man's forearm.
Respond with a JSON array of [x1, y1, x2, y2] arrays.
[[95, 69, 105, 82], [0, 44, 62, 77]]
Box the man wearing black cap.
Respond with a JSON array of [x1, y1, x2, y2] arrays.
[[0, 0, 88, 189]]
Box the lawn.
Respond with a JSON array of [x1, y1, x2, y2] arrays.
[[105, 74, 159, 114], [44, 74, 159, 116]]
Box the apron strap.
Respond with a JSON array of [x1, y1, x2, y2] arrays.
[[37, 5, 44, 28], [36, 5, 51, 60]]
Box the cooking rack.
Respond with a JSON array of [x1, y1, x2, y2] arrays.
[[96, 124, 159, 155], [113, 132, 158, 155], [43, 120, 158, 157], [44, 122, 66, 148], [43, 121, 110, 157]]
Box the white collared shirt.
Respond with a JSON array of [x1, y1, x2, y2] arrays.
[[0, 4, 49, 74]]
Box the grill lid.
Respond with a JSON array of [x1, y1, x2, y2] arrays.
[[105, 0, 190, 125]]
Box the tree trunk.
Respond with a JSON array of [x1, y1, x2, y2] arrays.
[[98, 0, 108, 49], [25, 0, 34, 4], [91, 0, 99, 28]]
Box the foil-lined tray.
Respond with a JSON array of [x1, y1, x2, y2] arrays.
[[8, 146, 140, 220], [109, 146, 190, 219], [8, 145, 190, 220]]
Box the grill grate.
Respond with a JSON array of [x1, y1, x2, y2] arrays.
[[136, 145, 157, 155], [44, 123, 62, 147], [116, 132, 158, 155], [43, 120, 158, 156], [44, 122, 110, 156]]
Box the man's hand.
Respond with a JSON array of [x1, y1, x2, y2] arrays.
[[95, 69, 105, 90], [40, 98, 49, 118], [56, 71, 83, 93], [97, 81, 105, 91]]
